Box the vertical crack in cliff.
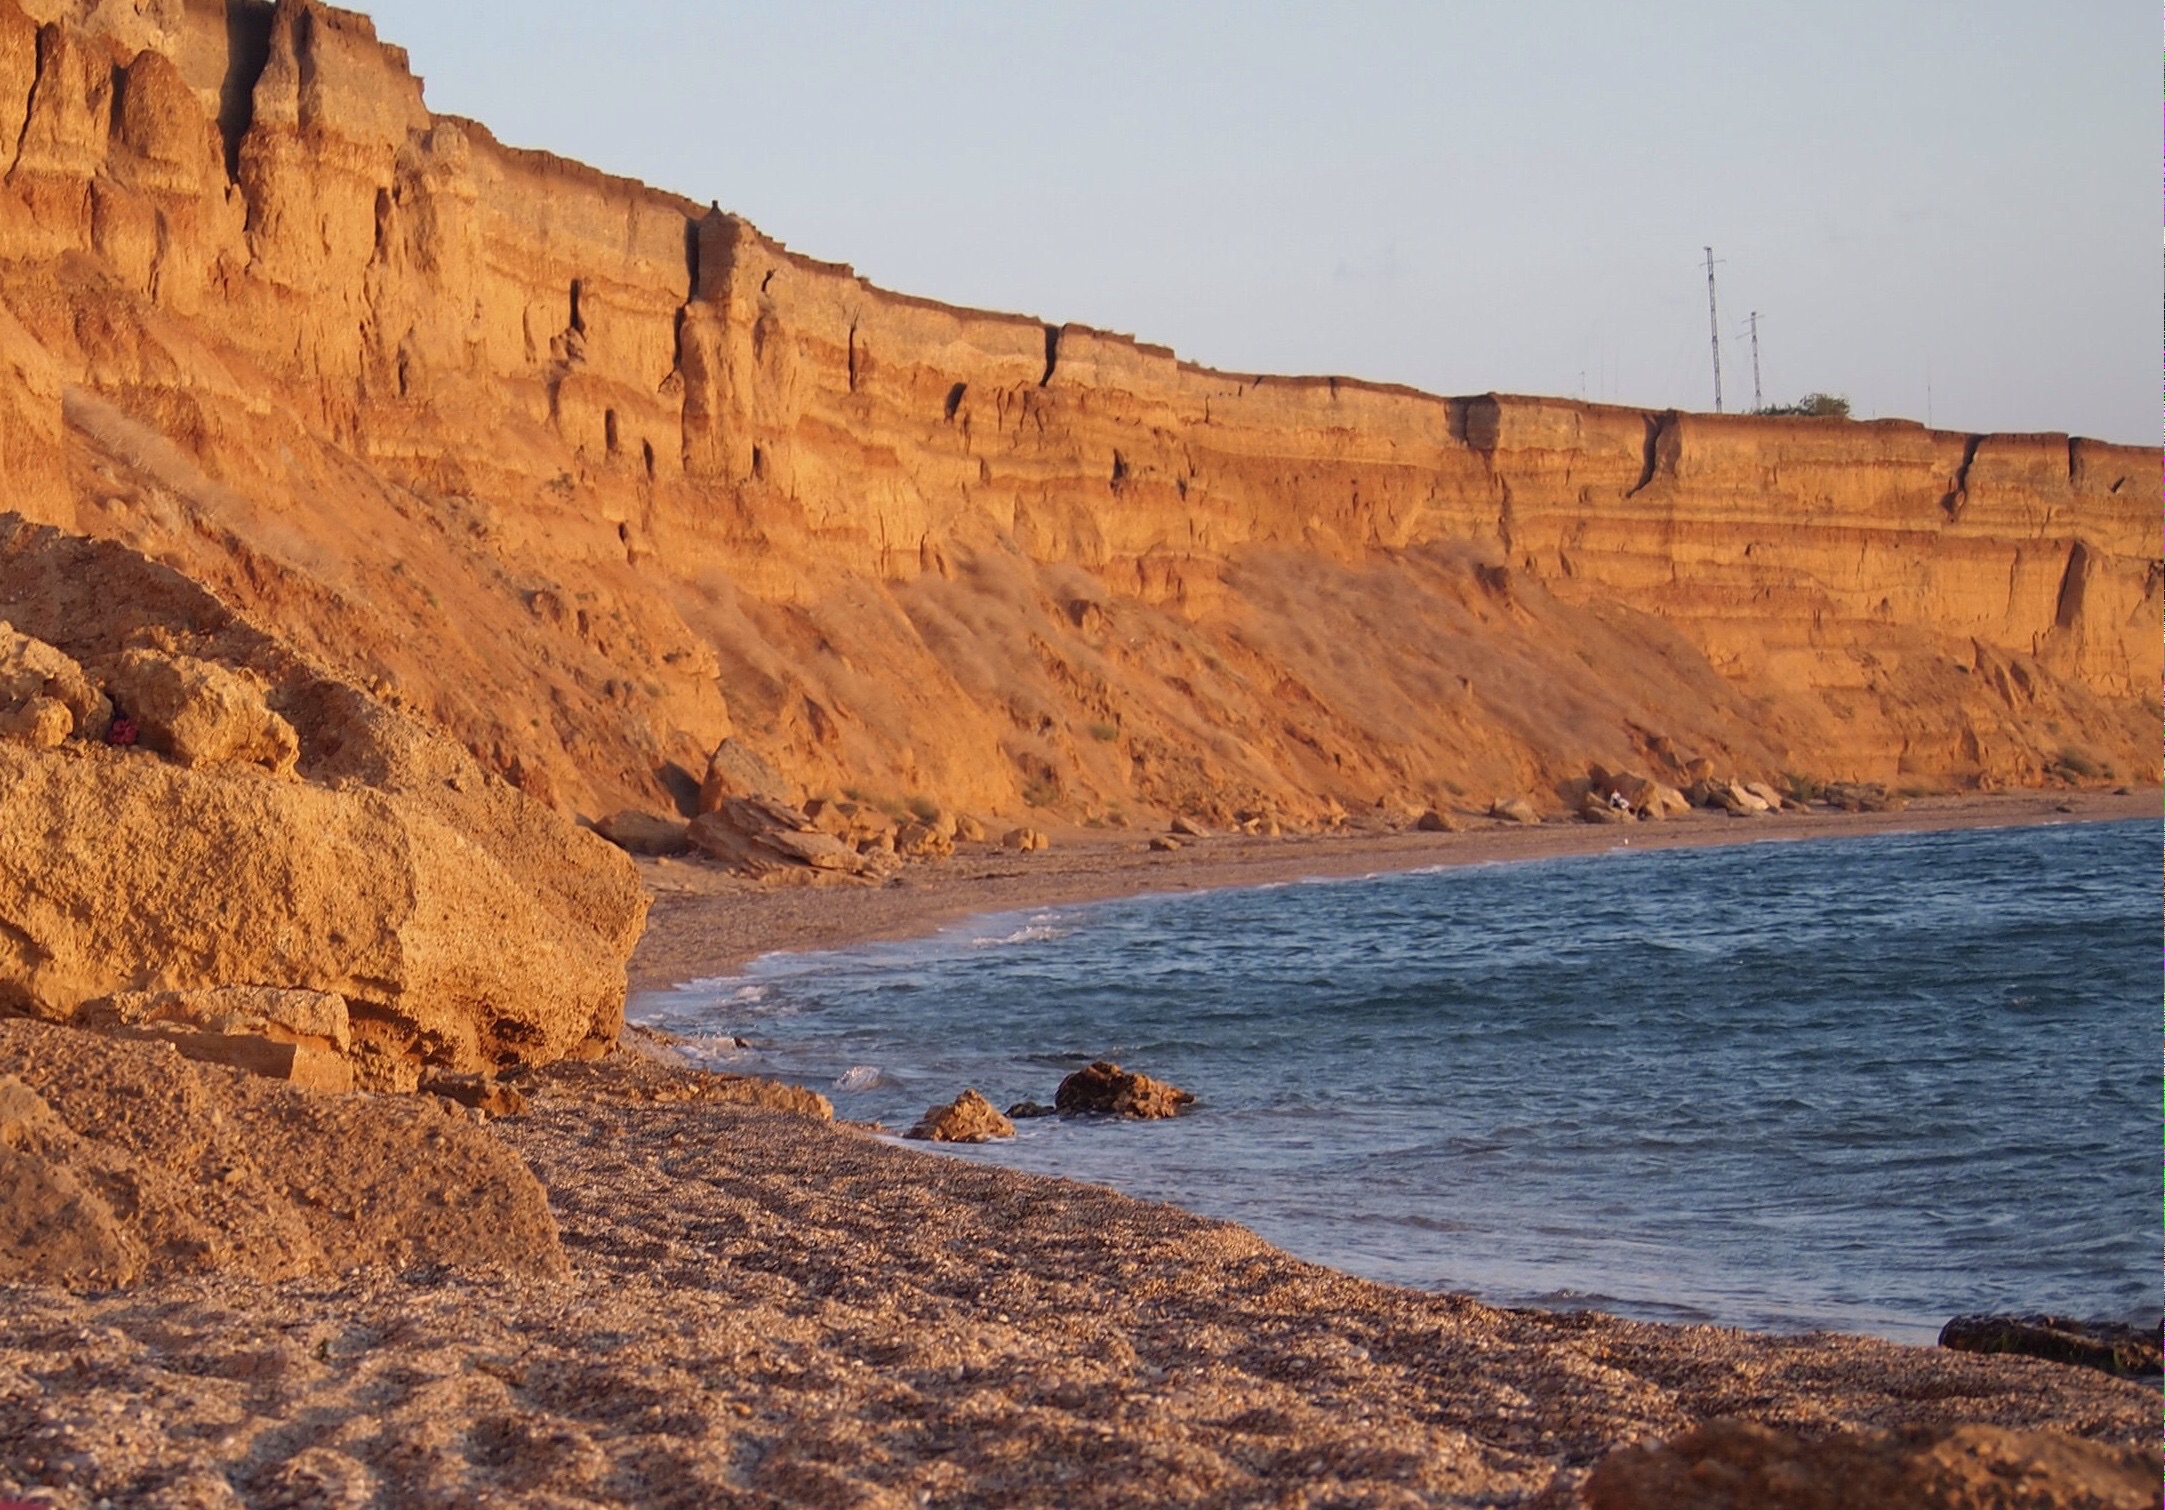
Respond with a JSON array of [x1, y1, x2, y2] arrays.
[[1626, 412, 1672, 496], [1039, 325, 1060, 387], [1941, 435, 1983, 520], [682, 217, 701, 301], [943, 382, 966, 423], [2052, 540, 2091, 631], [847, 322, 860, 393], [218, 0, 274, 184]]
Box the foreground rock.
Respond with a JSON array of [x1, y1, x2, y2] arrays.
[[0, 1020, 566, 1287], [1055, 1060, 1195, 1118], [0, 517, 647, 1088], [1582, 1417, 2158, 1509], [72, 986, 355, 1093], [904, 1089, 1015, 1143], [1940, 1314, 2162, 1379]]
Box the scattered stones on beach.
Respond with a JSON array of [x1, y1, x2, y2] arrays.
[[1581, 1416, 2159, 1510], [1491, 795, 1542, 824], [1149, 835, 1183, 852], [903, 1089, 1014, 1143], [1054, 1060, 1195, 1119], [1939, 1313, 2162, 1379], [1169, 815, 1211, 838], [1003, 826, 1051, 852], [1415, 807, 1462, 832]]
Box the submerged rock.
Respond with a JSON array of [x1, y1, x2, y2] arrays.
[[1939, 1313, 2161, 1378], [1005, 1100, 1057, 1119], [1054, 1061, 1194, 1120], [905, 1089, 1013, 1143]]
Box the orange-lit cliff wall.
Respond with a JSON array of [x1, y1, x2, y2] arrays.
[[0, 0, 2155, 822]]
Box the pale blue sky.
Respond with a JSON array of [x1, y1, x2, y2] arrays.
[[363, 0, 2155, 444]]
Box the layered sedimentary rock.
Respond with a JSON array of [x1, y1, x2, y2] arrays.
[[0, 0, 2153, 828]]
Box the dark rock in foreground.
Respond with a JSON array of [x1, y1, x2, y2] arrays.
[[1939, 1313, 2162, 1378], [1583, 1416, 2159, 1509]]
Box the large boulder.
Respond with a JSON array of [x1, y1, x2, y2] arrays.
[[0, 619, 106, 739], [593, 809, 693, 856], [103, 647, 298, 774], [0, 518, 648, 1088], [0, 738, 638, 1089], [0, 1019, 567, 1287], [697, 736, 795, 813], [688, 794, 892, 879]]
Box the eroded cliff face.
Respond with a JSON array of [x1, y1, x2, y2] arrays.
[[1, 0, 2155, 826]]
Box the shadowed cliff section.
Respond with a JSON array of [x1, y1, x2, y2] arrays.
[[0, 0, 2154, 828]]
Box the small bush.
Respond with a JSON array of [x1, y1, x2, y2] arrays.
[[2054, 746, 2102, 779], [906, 795, 939, 823], [1021, 777, 1060, 808], [1783, 772, 1823, 804], [1087, 721, 1119, 742], [1756, 393, 1851, 419]]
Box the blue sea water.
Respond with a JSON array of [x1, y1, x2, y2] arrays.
[[632, 819, 2163, 1345]]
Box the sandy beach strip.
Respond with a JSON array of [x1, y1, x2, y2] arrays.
[[628, 789, 2156, 989], [2, 1051, 2150, 1508]]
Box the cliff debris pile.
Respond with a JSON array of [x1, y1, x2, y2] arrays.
[[0, 0, 2149, 840]]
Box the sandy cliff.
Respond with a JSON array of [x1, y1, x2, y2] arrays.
[[0, 0, 2154, 827]]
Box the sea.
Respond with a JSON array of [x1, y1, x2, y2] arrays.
[[630, 818, 2162, 1346]]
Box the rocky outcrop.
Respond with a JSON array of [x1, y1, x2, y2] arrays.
[[905, 1089, 1014, 1144], [0, 516, 647, 1090], [0, 0, 2150, 836], [1054, 1061, 1195, 1120], [1582, 1417, 2160, 1510], [0, 1019, 566, 1287], [687, 793, 896, 880]]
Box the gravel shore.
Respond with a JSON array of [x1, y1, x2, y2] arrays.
[[0, 1048, 2152, 1507]]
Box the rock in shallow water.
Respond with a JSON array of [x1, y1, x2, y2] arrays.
[[1054, 1061, 1194, 1119], [906, 1089, 1014, 1143]]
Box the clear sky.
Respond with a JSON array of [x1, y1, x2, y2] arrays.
[[362, 0, 2155, 444]]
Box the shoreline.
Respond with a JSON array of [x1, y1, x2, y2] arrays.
[[628, 787, 2156, 990]]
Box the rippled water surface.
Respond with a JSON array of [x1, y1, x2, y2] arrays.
[[634, 820, 2162, 1343]]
